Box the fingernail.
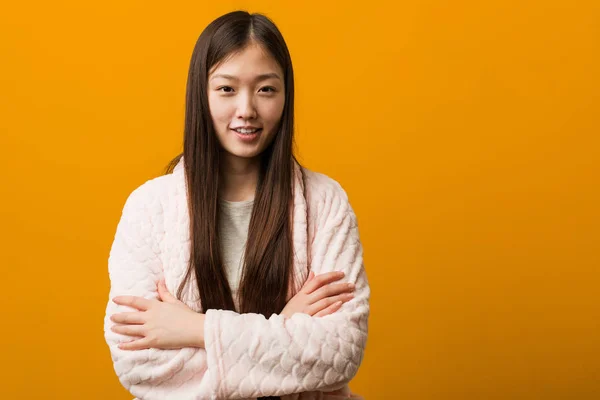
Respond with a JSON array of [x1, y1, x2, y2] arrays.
[[347, 283, 355, 289]]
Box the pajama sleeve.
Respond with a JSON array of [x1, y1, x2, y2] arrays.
[[104, 184, 219, 400]]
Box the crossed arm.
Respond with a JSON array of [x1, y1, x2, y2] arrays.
[[104, 185, 370, 399]]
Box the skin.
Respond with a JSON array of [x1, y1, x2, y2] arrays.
[[110, 41, 354, 351], [112, 279, 206, 349], [208, 40, 286, 202]]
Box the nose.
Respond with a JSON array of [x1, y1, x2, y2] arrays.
[[236, 92, 257, 120]]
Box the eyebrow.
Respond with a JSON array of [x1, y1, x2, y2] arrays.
[[210, 73, 282, 82]]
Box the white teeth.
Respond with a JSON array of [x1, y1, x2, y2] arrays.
[[234, 128, 259, 134]]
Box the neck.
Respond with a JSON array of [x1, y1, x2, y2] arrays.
[[219, 153, 260, 202]]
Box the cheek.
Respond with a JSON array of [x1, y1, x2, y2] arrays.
[[208, 96, 233, 125], [260, 98, 285, 124]]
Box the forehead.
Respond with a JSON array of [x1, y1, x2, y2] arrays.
[[209, 43, 282, 79]]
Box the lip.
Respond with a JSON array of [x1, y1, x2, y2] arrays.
[[231, 126, 262, 130], [231, 128, 262, 142]]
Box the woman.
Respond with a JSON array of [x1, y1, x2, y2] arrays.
[[104, 10, 370, 400]]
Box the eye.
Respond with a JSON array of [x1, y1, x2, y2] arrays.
[[217, 86, 234, 93], [259, 86, 276, 93]]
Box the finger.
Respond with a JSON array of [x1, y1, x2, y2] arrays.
[[300, 271, 315, 290], [304, 271, 315, 284], [111, 323, 145, 337], [157, 278, 176, 303], [110, 312, 145, 325], [314, 301, 343, 317], [118, 336, 153, 351], [112, 296, 151, 311], [308, 292, 354, 316], [158, 278, 171, 301], [301, 271, 345, 294], [308, 282, 355, 303]]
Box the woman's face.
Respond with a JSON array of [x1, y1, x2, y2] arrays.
[[207, 42, 285, 160]]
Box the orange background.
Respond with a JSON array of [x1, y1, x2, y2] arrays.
[[1, 1, 599, 399]]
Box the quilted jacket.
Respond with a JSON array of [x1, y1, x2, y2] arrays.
[[103, 157, 370, 399]]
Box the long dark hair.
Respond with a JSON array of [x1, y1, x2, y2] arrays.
[[164, 11, 300, 318]]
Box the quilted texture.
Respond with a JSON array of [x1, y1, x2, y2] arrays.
[[104, 158, 370, 400]]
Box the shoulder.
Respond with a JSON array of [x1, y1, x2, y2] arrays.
[[120, 170, 182, 219], [301, 167, 348, 202], [300, 166, 356, 223]]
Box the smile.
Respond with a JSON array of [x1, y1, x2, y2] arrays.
[[233, 128, 262, 134], [231, 128, 262, 142]]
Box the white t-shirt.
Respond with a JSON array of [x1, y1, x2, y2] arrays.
[[218, 197, 254, 311]]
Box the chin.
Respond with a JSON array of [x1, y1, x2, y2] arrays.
[[224, 147, 263, 159]]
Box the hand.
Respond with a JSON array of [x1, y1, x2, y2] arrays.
[[281, 271, 355, 319], [110, 278, 205, 350]]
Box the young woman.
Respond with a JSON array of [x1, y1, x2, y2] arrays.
[[104, 10, 370, 400]]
